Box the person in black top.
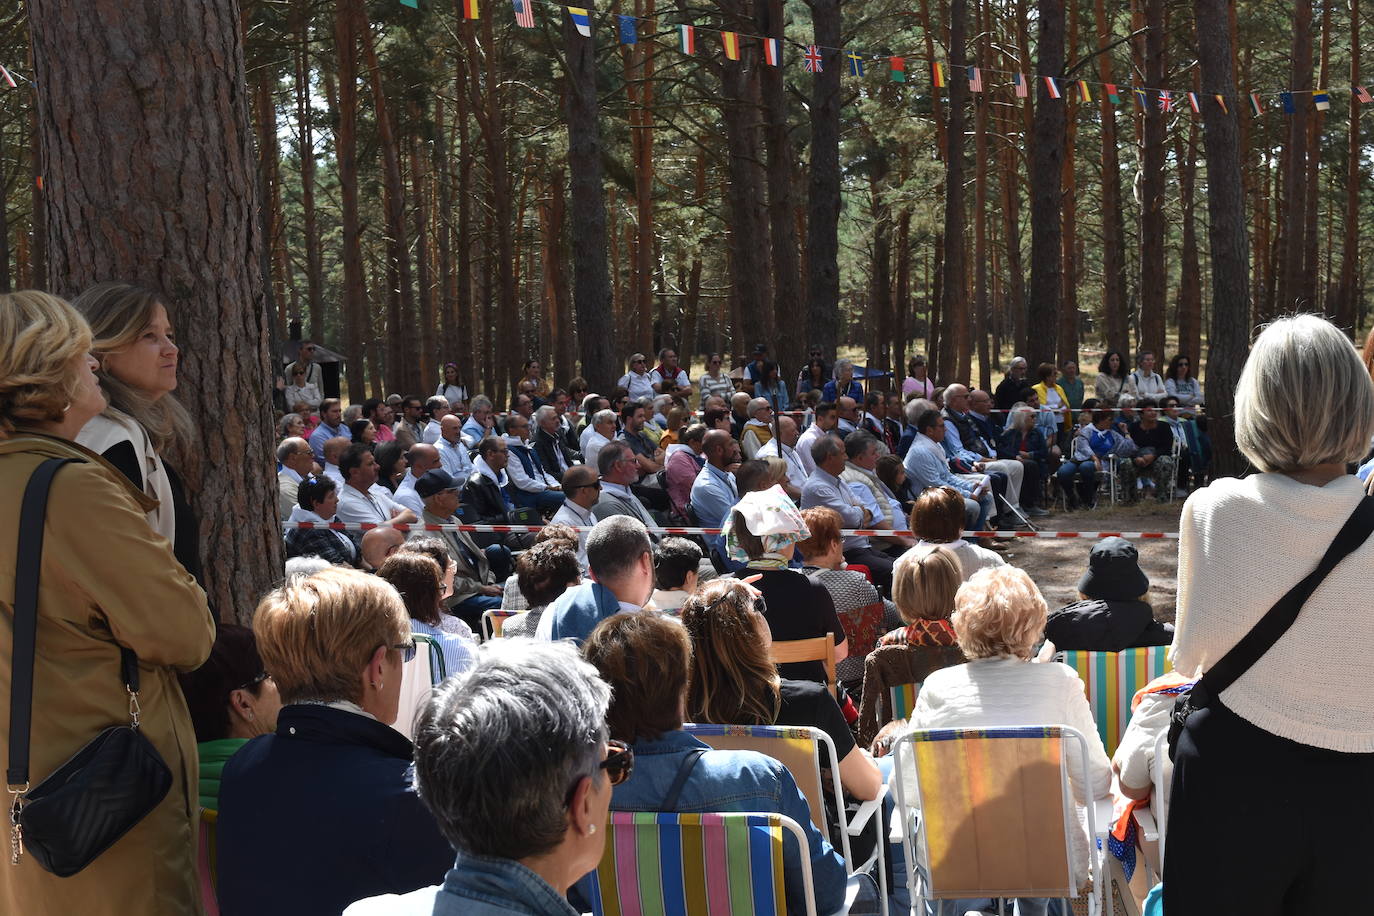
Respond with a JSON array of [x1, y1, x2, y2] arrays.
[[1126, 397, 1175, 501], [993, 356, 1030, 411], [681, 578, 883, 804]]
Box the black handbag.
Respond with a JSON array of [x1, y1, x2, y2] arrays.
[[1167, 494, 1374, 761], [7, 457, 172, 877]]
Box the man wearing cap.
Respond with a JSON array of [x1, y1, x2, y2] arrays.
[[414, 469, 508, 628], [1042, 537, 1175, 652]]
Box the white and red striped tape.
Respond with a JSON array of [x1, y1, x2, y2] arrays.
[[281, 520, 1179, 540]]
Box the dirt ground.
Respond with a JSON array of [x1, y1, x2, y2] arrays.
[[984, 499, 1184, 624]]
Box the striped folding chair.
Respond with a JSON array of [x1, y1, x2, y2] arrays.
[[198, 809, 220, 916], [890, 681, 921, 723], [890, 725, 1110, 916], [684, 723, 888, 912], [1058, 647, 1173, 756], [585, 810, 815, 916], [481, 608, 519, 640]]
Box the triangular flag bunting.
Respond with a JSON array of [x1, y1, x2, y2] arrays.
[[1013, 72, 1028, 98], [764, 38, 781, 67], [1044, 76, 1061, 99], [848, 51, 865, 77], [1078, 80, 1091, 102], [1357, 86, 1373, 103], [568, 7, 591, 36], [1249, 92, 1264, 116], [968, 66, 983, 92], [0, 65, 15, 89], [1187, 92, 1200, 113], [511, 0, 534, 27], [721, 31, 740, 60], [889, 57, 906, 83], [1314, 91, 1331, 111], [617, 15, 637, 44], [678, 24, 695, 54], [463, 0, 479, 19], [1214, 94, 1228, 113], [805, 45, 824, 73], [400, 0, 419, 8]]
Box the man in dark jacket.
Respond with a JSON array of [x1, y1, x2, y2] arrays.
[[532, 404, 579, 478], [1044, 537, 1174, 651], [462, 438, 533, 549]]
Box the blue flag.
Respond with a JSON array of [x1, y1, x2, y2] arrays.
[[1280, 91, 1296, 114], [618, 14, 637, 44]]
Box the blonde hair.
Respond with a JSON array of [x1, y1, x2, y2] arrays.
[[761, 455, 789, 487], [680, 579, 780, 726], [252, 567, 410, 704], [73, 282, 193, 453], [892, 544, 962, 623], [951, 566, 1047, 660], [0, 291, 94, 438], [1235, 314, 1374, 472]]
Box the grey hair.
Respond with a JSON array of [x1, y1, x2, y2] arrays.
[[1008, 356, 1027, 370], [426, 396, 451, 414], [832, 358, 854, 379], [275, 437, 306, 463], [342, 404, 363, 425], [592, 408, 616, 427], [904, 397, 937, 426], [748, 396, 771, 416], [580, 393, 602, 414], [277, 413, 305, 437], [587, 515, 652, 581], [1116, 394, 1137, 409], [412, 640, 611, 859], [534, 404, 558, 424], [282, 555, 332, 586], [844, 429, 880, 460], [810, 433, 845, 467], [597, 440, 633, 477], [469, 395, 493, 413], [1010, 406, 1037, 431], [1235, 313, 1374, 472]]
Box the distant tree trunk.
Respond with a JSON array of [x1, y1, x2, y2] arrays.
[[563, 15, 614, 391], [29, 0, 279, 615], [762, 0, 804, 374], [1334, 0, 1361, 334], [28, 97, 45, 290], [1137, 0, 1167, 360], [1303, 5, 1329, 313], [433, 88, 459, 370], [805, 0, 842, 359], [719, 36, 773, 351], [1275, 0, 1313, 316], [1094, 0, 1128, 354], [937, 0, 970, 382], [0, 126, 9, 291], [294, 2, 324, 342], [1027, 0, 1065, 370], [973, 7, 992, 391], [333, 0, 368, 403], [454, 66, 475, 383], [542, 168, 576, 381], [1194, 0, 1250, 477], [1058, 0, 1080, 366], [1174, 114, 1203, 362], [410, 122, 436, 390]]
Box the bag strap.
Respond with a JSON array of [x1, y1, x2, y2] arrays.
[[7, 458, 137, 791], [660, 748, 706, 811], [1201, 495, 1374, 698]]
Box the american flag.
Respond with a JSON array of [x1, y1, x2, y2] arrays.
[[967, 66, 983, 92], [1359, 86, 1374, 104], [804, 45, 823, 73], [511, 0, 534, 28]]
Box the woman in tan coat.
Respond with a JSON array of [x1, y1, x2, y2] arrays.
[[0, 290, 214, 915]]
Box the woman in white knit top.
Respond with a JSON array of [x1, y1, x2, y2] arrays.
[[1165, 314, 1374, 914]]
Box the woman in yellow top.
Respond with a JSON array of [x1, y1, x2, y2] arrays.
[[0, 290, 214, 915], [1031, 361, 1073, 432]]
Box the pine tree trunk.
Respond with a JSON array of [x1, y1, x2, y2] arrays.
[[1027, 0, 1065, 370], [1137, 0, 1168, 361], [1174, 113, 1203, 363], [762, 0, 804, 374], [29, 0, 279, 614], [805, 0, 842, 360], [1058, 0, 1079, 368], [433, 89, 459, 372], [294, 3, 324, 342], [1276, 0, 1313, 315], [410, 122, 436, 391], [330, 1, 367, 403], [938, 0, 970, 382], [973, 4, 992, 391], [1094, 0, 1127, 354], [719, 36, 773, 353], [1334, 0, 1361, 334]]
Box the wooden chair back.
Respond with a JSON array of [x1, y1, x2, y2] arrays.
[[769, 632, 836, 698]]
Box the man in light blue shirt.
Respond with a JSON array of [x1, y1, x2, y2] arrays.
[[902, 407, 992, 530], [437, 415, 475, 480], [800, 433, 896, 593], [688, 429, 740, 564], [461, 396, 495, 449], [308, 398, 345, 461]]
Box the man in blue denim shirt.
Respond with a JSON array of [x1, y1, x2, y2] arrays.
[[344, 641, 621, 916]]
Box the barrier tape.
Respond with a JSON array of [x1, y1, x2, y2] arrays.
[[282, 520, 1179, 539]]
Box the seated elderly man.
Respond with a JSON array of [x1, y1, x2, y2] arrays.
[[901, 407, 993, 530], [392, 443, 440, 516], [436, 415, 474, 480], [581, 408, 617, 471], [841, 430, 916, 550], [592, 441, 663, 534], [801, 433, 897, 593], [550, 465, 599, 569], [739, 397, 775, 460], [756, 414, 806, 499], [414, 469, 510, 630], [503, 412, 565, 513], [537, 515, 656, 645], [421, 396, 451, 445], [343, 640, 618, 916], [460, 395, 495, 448], [532, 404, 578, 478], [321, 435, 351, 486], [943, 383, 1044, 521], [277, 436, 316, 519]]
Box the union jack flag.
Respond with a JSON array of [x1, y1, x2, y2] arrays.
[[804, 45, 823, 73], [511, 0, 534, 28], [1159, 90, 1173, 111]]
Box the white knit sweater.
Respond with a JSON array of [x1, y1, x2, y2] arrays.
[[1171, 472, 1374, 751]]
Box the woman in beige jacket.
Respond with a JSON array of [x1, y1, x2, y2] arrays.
[[0, 290, 214, 915]]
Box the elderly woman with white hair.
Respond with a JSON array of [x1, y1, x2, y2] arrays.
[[345, 641, 622, 916], [822, 358, 864, 402], [895, 566, 1110, 915], [1164, 314, 1374, 914]]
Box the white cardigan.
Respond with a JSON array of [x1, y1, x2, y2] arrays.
[[897, 657, 1111, 890], [1172, 472, 1374, 752], [76, 410, 176, 545]]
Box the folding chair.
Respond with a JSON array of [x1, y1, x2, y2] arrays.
[[770, 632, 838, 699], [1130, 729, 1174, 887], [481, 608, 518, 640], [198, 809, 219, 916], [1058, 647, 1173, 756], [585, 811, 820, 915], [889, 725, 1111, 916], [857, 644, 965, 748], [391, 633, 442, 739], [685, 723, 889, 914]]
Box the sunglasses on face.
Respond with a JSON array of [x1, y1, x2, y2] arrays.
[[573, 480, 603, 492], [236, 671, 271, 692], [566, 739, 635, 806], [392, 641, 417, 664]]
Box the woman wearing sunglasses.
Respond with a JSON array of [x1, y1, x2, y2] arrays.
[[576, 611, 849, 916], [216, 567, 451, 916]]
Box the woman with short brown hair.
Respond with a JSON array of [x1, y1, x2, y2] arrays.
[[908, 485, 1005, 581]]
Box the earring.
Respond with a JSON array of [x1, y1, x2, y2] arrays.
[[62, 403, 71, 414], [588, 824, 596, 835]]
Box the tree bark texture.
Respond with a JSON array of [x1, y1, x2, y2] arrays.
[[761, 0, 804, 374], [1137, 0, 1167, 361], [333, 0, 369, 403], [1027, 0, 1065, 370], [937, 0, 970, 383], [1276, 0, 1313, 316], [29, 0, 280, 617], [1334, 0, 1361, 334], [805, 0, 842, 360], [1094, 0, 1128, 355]]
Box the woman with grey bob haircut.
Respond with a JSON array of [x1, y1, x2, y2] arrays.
[[345, 640, 624, 916], [1164, 314, 1374, 914]]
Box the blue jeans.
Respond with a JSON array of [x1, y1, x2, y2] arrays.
[[452, 593, 501, 631], [1056, 460, 1097, 504], [511, 488, 565, 513]]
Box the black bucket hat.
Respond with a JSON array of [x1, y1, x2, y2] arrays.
[[1076, 536, 1150, 601]]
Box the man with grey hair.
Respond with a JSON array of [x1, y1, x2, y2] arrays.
[[437, 414, 474, 480], [460, 395, 495, 448], [841, 430, 916, 549], [739, 396, 775, 460], [943, 383, 1040, 521], [592, 441, 659, 531], [392, 442, 441, 516], [582, 408, 618, 473], [801, 433, 896, 592], [422, 396, 452, 444], [537, 516, 655, 644], [345, 641, 613, 915], [835, 395, 860, 435], [533, 404, 577, 477], [756, 414, 806, 497], [276, 437, 316, 519], [995, 356, 1030, 410]]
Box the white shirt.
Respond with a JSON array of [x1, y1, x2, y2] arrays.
[[421, 419, 443, 445], [505, 435, 560, 492], [438, 437, 474, 479], [618, 371, 656, 401], [913, 538, 1006, 581], [393, 471, 424, 516], [582, 430, 612, 473], [757, 438, 808, 491], [550, 500, 595, 570], [795, 424, 834, 477], [322, 463, 344, 487], [336, 483, 403, 526]]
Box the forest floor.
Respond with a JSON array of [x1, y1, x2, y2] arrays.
[[983, 497, 1184, 624]]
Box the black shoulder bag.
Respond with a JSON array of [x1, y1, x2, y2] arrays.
[[1168, 494, 1374, 761], [8, 458, 172, 876]]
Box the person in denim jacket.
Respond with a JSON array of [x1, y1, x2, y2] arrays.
[[576, 612, 849, 915]]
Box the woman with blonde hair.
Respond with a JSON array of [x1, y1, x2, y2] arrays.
[[216, 567, 450, 915], [880, 543, 964, 649], [73, 281, 200, 580], [896, 567, 1110, 913], [0, 290, 214, 915], [682, 577, 883, 802], [1166, 315, 1374, 913]]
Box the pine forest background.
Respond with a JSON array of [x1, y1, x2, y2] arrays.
[[0, 0, 1369, 408]]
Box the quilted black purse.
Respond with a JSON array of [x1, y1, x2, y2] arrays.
[[8, 457, 172, 877]]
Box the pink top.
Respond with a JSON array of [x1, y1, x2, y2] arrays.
[[903, 376, 935, 398]]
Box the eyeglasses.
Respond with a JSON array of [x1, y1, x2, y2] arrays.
[[236, 672, 270, 692], [703, 589, 767, 618], [566, 739, 635, 806], [392, 641, 417, 663], [573, 480, 602, 491]]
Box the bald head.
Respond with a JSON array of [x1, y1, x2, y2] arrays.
[[322, 436, 351, 465], [407, 443, 440, 476], [703, 429, 736, 469], [730, 391, 751, 412], [837, 397, 858, 420], [778, 415, 799, 446], [969, 389, 993, 414], [361, 527, 404, 571], [440, 414, 463, 443]]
